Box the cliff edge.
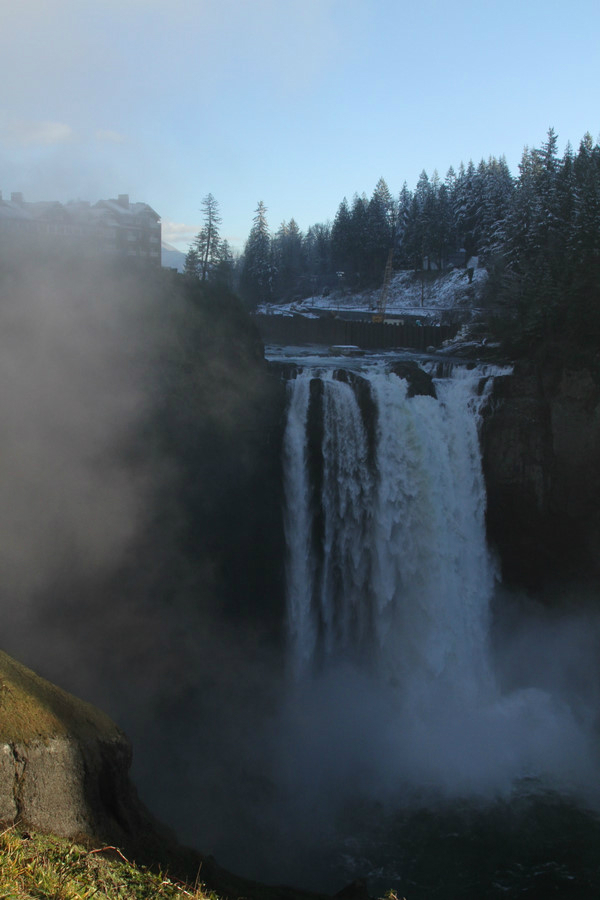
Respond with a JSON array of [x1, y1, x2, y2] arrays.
[[0, 650, 164, 850]]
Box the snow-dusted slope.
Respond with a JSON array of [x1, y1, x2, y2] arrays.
[[260, 267, 488, 320]]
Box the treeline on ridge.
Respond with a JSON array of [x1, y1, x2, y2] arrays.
[[185, 128, 600, 350]]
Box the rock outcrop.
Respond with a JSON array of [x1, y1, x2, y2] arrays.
[[0, 651, 331, 900], [0, 650, 164, 850], [481, 357, 600, 588], [389, 360, 437, 398]]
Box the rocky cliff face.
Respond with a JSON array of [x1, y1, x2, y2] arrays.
[[0, 650, 167, 852], [481, 357, 600, 589]]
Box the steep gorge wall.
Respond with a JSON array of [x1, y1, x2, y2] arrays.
[[481, 357, 600, 590], [152, 287, 288, 629]]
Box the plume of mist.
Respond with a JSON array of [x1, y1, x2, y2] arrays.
[[0, 251, 287, 880], [0, 259, 155, 608], [0, 253, 252, 673]]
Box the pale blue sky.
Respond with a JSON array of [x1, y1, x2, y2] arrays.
[[2, 0, 599, 252]]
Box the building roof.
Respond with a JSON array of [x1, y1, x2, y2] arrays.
[[0, 192, 160, 226]]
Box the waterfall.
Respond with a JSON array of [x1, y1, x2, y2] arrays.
[[283, 363, 497, 694], [281, 358, 598, 801], [260, 352, 600, 894], [283, 373, 317, 675]]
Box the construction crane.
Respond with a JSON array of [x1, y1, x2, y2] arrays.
[[372, 247, 394, 323]]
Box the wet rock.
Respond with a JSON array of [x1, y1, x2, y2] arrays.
[[389, 360, 436, 398], [268, 360, 302, 380]]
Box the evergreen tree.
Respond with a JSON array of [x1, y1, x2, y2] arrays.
[[410, 169, 433, 268], [188, 193, 223, 282], [481, 156, 514, 254], [331, 197, 353, 275], [212, 238, 235, 288], [372, 177, 397, 232], [566, 133, 600, 337], [240, 201, 273, 308], [366, 180, 394, 281], [396, 182, 414, 267], [453, 160, 479, 258], [349, 193, 370, 284], [272, 218, 305, 299], [304, 222, 332, 288], [183, 246, 200, 279], [432, 177, 453, 268], [491, 131, 590, 341], [557, 141, 576, 259], [571, 133, 600, 257], [445, 165, 457, 195]]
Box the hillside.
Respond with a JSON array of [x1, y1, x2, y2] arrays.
[[259, 266, 489, 322]]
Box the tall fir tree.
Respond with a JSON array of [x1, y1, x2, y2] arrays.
[[273, 218, 305, 299], [331, 197, 353, 275], [366, 178, 396, 281], [240, 201, 273, 308], [304, 222, 332, 287], [187, 193, 223, 282], [183, 245, 200, 278]]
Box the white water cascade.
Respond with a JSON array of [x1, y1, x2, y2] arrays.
[[284, 364, 495, 690], [281, 358, 598, 798]]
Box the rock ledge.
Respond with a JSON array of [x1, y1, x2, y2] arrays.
[[0, 650, 161, 849]]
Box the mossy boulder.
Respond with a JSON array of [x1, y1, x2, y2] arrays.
[[0, 650, 164, 850]]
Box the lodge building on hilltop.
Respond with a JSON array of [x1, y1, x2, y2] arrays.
[[0, 192, 161, 267]]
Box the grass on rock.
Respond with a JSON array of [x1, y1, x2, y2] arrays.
[[0, 826, 215, 900]]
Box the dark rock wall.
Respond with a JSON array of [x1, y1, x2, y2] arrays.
[[482, 358, 600, 589], [155, 298, 288, 630]]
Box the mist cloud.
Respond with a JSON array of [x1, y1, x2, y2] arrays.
[[0, 260, 157, 608]]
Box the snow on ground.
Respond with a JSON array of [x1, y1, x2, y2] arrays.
[[258, 267, 488, 320]]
